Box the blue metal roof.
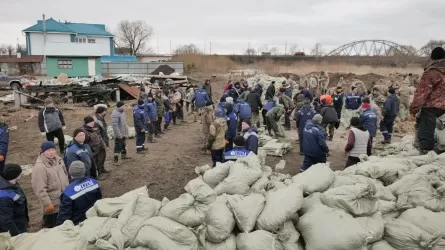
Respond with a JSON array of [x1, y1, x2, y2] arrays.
[[23, 18, 113, 37]]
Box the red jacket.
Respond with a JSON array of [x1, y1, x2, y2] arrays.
[[410, 59, 445, 114]]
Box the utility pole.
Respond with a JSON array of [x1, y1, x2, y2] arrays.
[[43, 14, 46, 71], [209, 41, 212, 55], [285, 42, 287, 55], [169, 40, 172, 55]]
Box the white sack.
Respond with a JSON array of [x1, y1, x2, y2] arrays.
[[250, 176, 270, 193], [79, 217, 117, 243], [351, 160, 416, 186], [205, 234, 236, 250], [321, 182, 378, 216], [383, 218, 442, 250], [184, 177, 217, 205], [215, 162, 262, 195], [204, 196, 236, 243], [277, 221, 302, 250], [292, 163, 334, 193], [368, 240, 396, 250], [0, 233, 11, 250], [130, 217, 198, 250], [257, 183, 303, 232], [330, 173, 372, 188], [297, 205, 372, 250], [377, 200, 400, 219], [299, 192, 322, 215], [226, 193, 266, 233], [236, 230, 283, 250], [356, 213, 385, 244], [203, 162, 232, 188]]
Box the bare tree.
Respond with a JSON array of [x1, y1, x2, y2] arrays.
[[310, 43, 325, 57], [0, 45, 7, 55], [287, 44, 299, 55], [419, 40, 445, 57], [245, 48, 256, 55], [6, 45, 15, 57], [115, 20, 153, 56], [269, 46, 279, 55], [174, 44, 201, 55], [16, 44, 27, 55]]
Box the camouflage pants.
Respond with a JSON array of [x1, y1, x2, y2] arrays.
[[323, 122, 335, 138]]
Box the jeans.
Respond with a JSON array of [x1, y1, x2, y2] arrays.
[[136, 132, 146, 151], [345, 156, 360, 168], [114, 137, 127, 154], [211, 149, 224, 167], [380, 116, 396, 141], [417, 108, 445, 150], [46, 128, 65, 153], [301, 154, 327, 172]]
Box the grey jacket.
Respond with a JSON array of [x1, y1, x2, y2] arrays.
[[111, 108, 129, 138], [38, 107, 65, 133]]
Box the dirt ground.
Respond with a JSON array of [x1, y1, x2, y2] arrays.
[[1, 78, 348, 231]]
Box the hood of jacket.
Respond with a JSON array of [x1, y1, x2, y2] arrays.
[[0, 176, 14, 190], [300, 103, 314, 112], [305, 120, 322, 130], [426, 59, 445, 73], [214, 117, 227, 127]]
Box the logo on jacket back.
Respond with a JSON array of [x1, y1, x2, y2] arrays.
[[74, 180, 95, 192]]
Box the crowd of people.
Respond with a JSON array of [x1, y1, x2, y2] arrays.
[[1, 47, 445, 237]]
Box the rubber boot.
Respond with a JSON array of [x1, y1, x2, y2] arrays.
[[121, 153, 131, 160], [148, 134, 157, 143], [113, 155, 120, 166]]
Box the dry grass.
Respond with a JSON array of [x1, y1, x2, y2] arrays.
[[172, 54, 237, 75]]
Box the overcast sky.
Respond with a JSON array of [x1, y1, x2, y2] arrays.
[[1, 0, 444, 54]]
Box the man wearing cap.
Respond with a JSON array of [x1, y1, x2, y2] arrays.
[[301, 114, 329, 172], [93, 106, 109, 148], [208, 108, 228, 167], [38, 98, 66, 153], [333, 86, 344, 120], [82, 116, 107, 178], [133, 99, 147, 154], [380, 87, 399, 144], [410, 47, 445, 153], [32, 141, 69, 228], [65, 129, 96, 178], [0, 164, 29, 236], [56, 161, 102, 226], [111, 101, 130, 165]]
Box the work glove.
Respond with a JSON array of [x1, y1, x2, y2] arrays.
[[40, 132, 46, 136], [44, 204, 56, 214], [0, 155, 4, 161], [62, 126, 66, 130]]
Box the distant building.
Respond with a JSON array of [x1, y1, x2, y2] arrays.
[[137, 54, 173, 62], [23, 18, 115, 77]]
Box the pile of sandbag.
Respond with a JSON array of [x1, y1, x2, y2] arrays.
[[261, 139, 292, 157]]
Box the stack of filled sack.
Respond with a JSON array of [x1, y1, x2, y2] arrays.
[[3, 142, 445, 250]]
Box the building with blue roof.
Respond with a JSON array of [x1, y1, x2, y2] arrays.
[[23, 18, 116, 77]]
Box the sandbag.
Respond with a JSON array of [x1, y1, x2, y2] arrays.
[[0, 233, 11, 250], [277, 221, 302, 250], [353, 160, 416, 186], [390, 174, 445, 212], [203, 162, 233, 188], [299, 192, 322, 215], [205, 234, 236, 250], [250, 176, 270, 193], [368, 240, 396, 250], [257, 183, 303, 232], [236, 230, 283, 250], [226, 193, 266, 233], [215, 162, 262, 195], [184, 177, 217, 205], [11, 221, 87, 250], [297, 205, 372, 250], [204, 196, 236, 243], [356, 213, 385, 244], [377, 200, 400, 219], [160, 193, 208, 227], [292, 163, 334, 193], [321, 182, 378, 216], [384, 218, 442, 250], [330, 173, 372, 188], [79, 217, 117, 243], [130, 217, 198, 250]]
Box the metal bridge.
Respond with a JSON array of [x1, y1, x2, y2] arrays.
[[325, 40, 417, 57]]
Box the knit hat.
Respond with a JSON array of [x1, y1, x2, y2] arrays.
[[214, 108, 225, 118], [137, 99, 145, 106], [73, 128, 85, 138], [241, 120, 251, 131], [388, 87, 396, 94], [116, 101, 125, 108], [41, 141, 56, 153], [69, 161, 86, 178], [84, 116, 94, 124], [312, 114, 323, 123], [96, 106, 107, 114], [44, 98, 54, 106], [2, 164, 22, 181], [431, 47, 445, 60], [226, 97, 234, 104]]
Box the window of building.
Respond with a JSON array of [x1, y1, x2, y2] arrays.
[[88, 38, 96, 44], [74, 37, 87, 43], [58, 60, 73, 69]]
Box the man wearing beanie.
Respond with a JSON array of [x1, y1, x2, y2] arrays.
[[111, 101, 130, 165], [81, 116, 108, 179], [64, 129, 96, 178], [57, 161, 102, 226], [133, 99, 147, 154], [208, 108, 228, 167], [0, 164, 29, 236], [301, 114, 329, 172], [38, 98, 66, 153], [410, 47, 445, 153], [359, 97, 378, 146], [32, 141, 69, 228], [93, 106, 109, 148], [380, 87, 399, 144]]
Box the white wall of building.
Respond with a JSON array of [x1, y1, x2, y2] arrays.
[[29, 32, 111, 56]]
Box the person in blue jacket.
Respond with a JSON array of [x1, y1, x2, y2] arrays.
[[224, 136, 250, 161], [301, 114, 329, 172], [381, 87, 399, 144], [64, 129, 96, 178], [237, 98, 252, 132], [193, 86, 210, 122], [56, 161, 102, 226], [225, 103, 238, 152], [144, 93, 158, 142], [133, 99, 147, 154], [295, 100, 316, 155], [359, 97, 378, 146], [0, 164, 28, 236], [262, 99, 276, 127], [241, 120, 259, 154], [345, 86, 362, 110], [0, 122, 9, 174]]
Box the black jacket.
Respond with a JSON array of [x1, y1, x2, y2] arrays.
[[246, 90, 263, 113], [320, 104, 339, 124], [56, 177, 102, 226], [265, 85, 276, 100], [0, 177, 28, 236], [333, 93, 344, 111]]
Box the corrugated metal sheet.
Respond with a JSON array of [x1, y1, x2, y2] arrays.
[[118, 83, 140, 99], [101, 62, 184, 75]]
